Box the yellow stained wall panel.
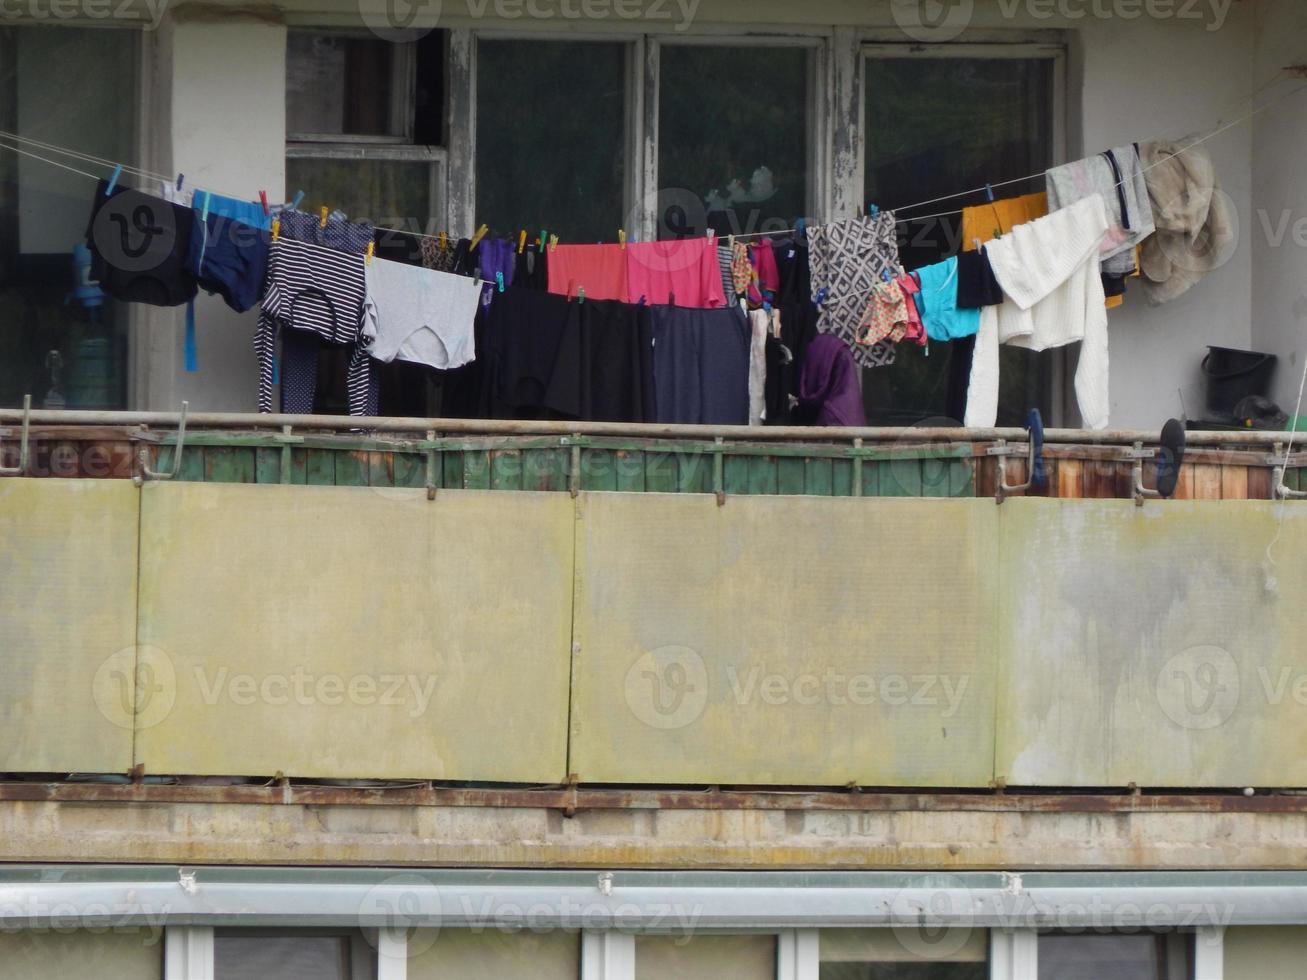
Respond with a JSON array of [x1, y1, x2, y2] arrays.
[[0, 479, 138, 773], [996, 499, 1307, 787], [134, 483, 574, 782], [569, 493, 1000, 787]]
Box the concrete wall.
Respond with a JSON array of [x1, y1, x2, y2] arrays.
[[1252, 0, 1307, 415], [122, 1, 1262, 426]]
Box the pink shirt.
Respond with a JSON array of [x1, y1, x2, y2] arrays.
[[547, 244, 628, 302], [625, 238, 727, 308]]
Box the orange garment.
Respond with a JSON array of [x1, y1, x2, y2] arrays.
[[546, 244, 628, 302], [962, 192, 1048, 250]]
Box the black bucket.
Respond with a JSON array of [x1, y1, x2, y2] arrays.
[[1202, 346, 1277, 420]]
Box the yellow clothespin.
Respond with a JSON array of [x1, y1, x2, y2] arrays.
[[549, 234, 558, 253], [365, 241, 375, 265], [469, 223, 490, 250], [728, 234, 735, 249], [438, 231, 448, 251], [319, 206, 328, 229], [518, 229, 527, 254], [618, 229, 626, 250], [271, 218, 280, 242]]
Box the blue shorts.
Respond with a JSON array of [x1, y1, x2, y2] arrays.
[[187, 212, 269, 313]]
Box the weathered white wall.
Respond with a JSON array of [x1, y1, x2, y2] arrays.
[[137, 11, 285, 412], [1252, 0, 1307, 416], [1225, 926, 1307, 979]]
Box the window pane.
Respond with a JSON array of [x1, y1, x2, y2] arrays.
[[214, 934, 350, 980], [658, 45, 810, 238], [820, 928, 989, 980], [408, 929, 580, 980], [285, 156, 435, 228], [1038, 932, 1192, 980], [287, 32, 405, 138], [0, 930, 162, 979], [476, 40, 627, 243], [863, 55, 1055, 427], [0, 27, 135, 411], [635, 934, 777, 980]]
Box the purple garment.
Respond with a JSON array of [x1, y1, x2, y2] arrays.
[[798, 334, 866, 427], [477, 237, 517, 308]]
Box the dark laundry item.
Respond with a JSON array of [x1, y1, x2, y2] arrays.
[[771, 238, 812, 306], [796, 333, 866, 428], [956, 248, 1004, 309], [275, 209, 375, 253], [544, 297, 652, 423], [437, 305, 490, 419], [85, 180, 198, 307], [279, 329, 320, 414], [478, 238, 517, 288], [373, 228, 425, 266], [451, 238, 476, 277], [513, 243, 549, 291], [650, 304, 750, 426], [187, 212, 269, 313], [764, 334, 795, 426], [1102, 272, 1128, 298], [480, 286, 573, 418]]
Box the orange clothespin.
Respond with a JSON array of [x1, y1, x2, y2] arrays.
[[366, 241, 375, 265], [618, 229, 626, 250], [319, 206, 328, 229], [518, 229, 527, 254], [271, 218, 280, 242]]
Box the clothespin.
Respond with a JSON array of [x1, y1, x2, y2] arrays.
[[518, 230, 527, 254], [814, 286, 830, 306], [619, 229, 626, 250], [496, 271, 505, 293], [796, 217, 807, 240], [868, 204, 880, 219], [985, 184, 996, 203], [706, 227, 715, 239], [175, 173, 184, 191], [668, 291, 676, 305], [549, 234, 558, 253], [290, 190, 305, 211], [638, 295, 647, 306], [365, 241, 375, 265], [319, 206, 329, 229], [438, 231, 448, 251], [728, 234, 735, 249], [469, 223, 490, 250], [271, 218, 280, 242], [259, 190, 269, 216], [539, 229, 547, 251], [881, 268, 894, 283], [105, 164, 122, 195], [578, 286, 585, 305], [201, 191, 211, 223]]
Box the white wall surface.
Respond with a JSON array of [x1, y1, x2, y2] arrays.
[[1252, 0, 1307, 416]]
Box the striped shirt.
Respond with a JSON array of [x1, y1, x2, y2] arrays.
[[261, 238, 366, 345]]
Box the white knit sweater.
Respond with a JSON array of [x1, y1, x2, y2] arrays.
[[965, 194, 1111, 430]]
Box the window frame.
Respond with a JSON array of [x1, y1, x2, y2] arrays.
[[858, 40, 1070, 427]]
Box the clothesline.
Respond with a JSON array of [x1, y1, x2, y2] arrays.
[[0, 71, 1303, 251]]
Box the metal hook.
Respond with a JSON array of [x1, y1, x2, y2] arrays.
[[993, 438, 1039, 504], [137, 401, 189, 484], [1273, 442, 1307, 500], [0, 394, 32, 477]]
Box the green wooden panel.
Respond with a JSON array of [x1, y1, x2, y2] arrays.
[[677, 453, 711, 495], [615, 451, 645, 493], [463, 450, 491, 490], [523, 449, 568, 492], [442, 451, 466, 489], [581, 449, 617, 491], [747, 456, 779, 495], [205, 447, 257, 485], [950, 459, 976, 498], [804, 458, 833, 497], [255, 448, 281, 484], [723, 456, 750, 496], [286, 448, 308, 484], [393, 452, 427, 489], [861, 457, 882, 497], [334, 451, 370, 487], [920, 451, 955, 499], [776, 457, 805, 496], [368, 451, 395, 488], [831, 459, 853, 497], [645, 452, 678, 493], [878, 457, 923, 497], [306, 449, 335, 486], [490, 449, 524, 491]]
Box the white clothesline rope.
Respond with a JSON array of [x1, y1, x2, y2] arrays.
[[0, 70, 1303, 248]]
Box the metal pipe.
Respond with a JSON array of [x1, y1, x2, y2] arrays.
[[0, 408, 1301, 448]]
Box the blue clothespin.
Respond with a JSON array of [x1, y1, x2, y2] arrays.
[[184, 299, 197, 373], [290, 190, 305, 211], [638, 295, 647, 306], [795, 217, 807, 240], [881, 268, 894, 283], [985, 184, 996, 203], [105, 164, 122, 195], [495, 271, 505, 293], [814, 286, 830, 306], [868, 203, 880, 219], [763, 299, 773, 314]]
